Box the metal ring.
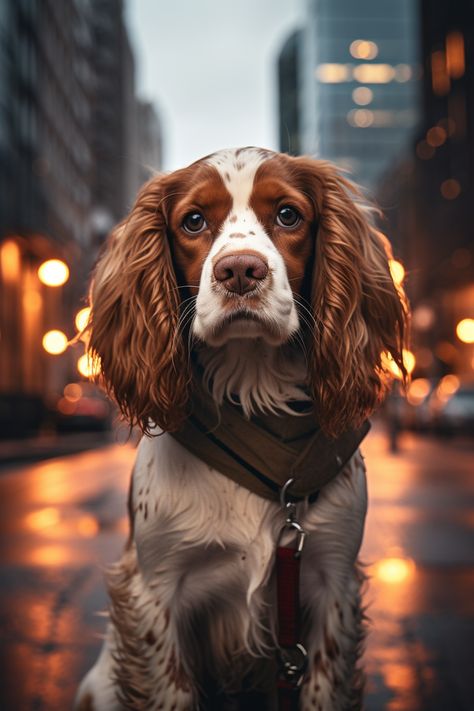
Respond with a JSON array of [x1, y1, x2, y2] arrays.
[[280, 478, 295, 508]]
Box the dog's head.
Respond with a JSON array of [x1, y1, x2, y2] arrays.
[[87, 147, 409, 435]]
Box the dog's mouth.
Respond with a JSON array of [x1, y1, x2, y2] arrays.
[[211, 307, 280, 342]]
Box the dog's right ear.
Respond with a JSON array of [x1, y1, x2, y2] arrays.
[[87, 174, 190, 434]]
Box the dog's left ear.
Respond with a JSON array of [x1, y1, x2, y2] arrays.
[[87, 174, 191, 434], [293, 158, 410, 437]]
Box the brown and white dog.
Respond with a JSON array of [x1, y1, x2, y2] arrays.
[[75, 147, 408, 710]]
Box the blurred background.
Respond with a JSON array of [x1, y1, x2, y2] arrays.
[[0, 1, 472, 709]]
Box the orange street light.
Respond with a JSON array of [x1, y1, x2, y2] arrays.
[[383, 349, 415, 379], [38, 259, 69, 287], [77, 353, 101, 378], [406, 378, 431, 406], [75, 306, 91, 332], [456, 318, 474, 344], [42, 330, 68, 355]]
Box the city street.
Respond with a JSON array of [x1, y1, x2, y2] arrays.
[[0, 425, 472, 711]]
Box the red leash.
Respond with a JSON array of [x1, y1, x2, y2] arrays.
[[276, 480, 308, 710]]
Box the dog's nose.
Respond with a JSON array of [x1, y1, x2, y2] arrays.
[[213, 253, 268, 295]]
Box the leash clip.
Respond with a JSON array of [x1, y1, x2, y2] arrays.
[[279, 478, 306, 558], [278, 643, 308, 686]]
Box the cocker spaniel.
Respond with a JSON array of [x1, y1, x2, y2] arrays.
[[75, 147, 408, 711]]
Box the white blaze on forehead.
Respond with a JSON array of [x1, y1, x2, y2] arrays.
[[206, 147, 273, 212]]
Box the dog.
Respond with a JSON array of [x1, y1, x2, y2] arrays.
[[75, 147, 408, 710]]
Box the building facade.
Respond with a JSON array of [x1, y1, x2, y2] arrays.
[[298, 0, 421, 192], [378, 0, 474, 380], [278, 30, 303, 156], [0, 0, 158, 436]]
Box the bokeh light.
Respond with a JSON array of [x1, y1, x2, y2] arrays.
[[37, 259, 70, 287], [64, 383, 82, 401], [440, 178, 461, 200], [24, 507, 61, 531], [77, 353, 101, 378], [436, 374, 460, 400], [347, 109, 374, 127], [407, 378, 431, 406], [353, 63, 395, 83], [383, 349, 415, 379], [75, 307, 91, 332], [0, 240, 21, 283], [426, 126, 447, 147], [456, 318, 474, 343], [352, 86, 373, 105], [42, 330, 68, 355], [350, 39, 378, 60], [374, 556, 416, 584]]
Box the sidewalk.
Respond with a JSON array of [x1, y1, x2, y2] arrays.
[[0, 431, 114, 468]]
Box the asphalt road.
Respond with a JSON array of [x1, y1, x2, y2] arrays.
[[0, 425, 472, 710]]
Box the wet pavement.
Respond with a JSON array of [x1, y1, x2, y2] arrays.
[[0, 425, 472, 710]]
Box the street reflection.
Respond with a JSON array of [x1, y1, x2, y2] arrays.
[[24, 507, 61, 531], [29, 544, 75, 567], [373, 553, 416, 585], [25, 508, 99, 540], [0, 434, 473, 709]]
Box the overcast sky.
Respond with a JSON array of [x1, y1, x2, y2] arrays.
[[126, 0, 304, 171]]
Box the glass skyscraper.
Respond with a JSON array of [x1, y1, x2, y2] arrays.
[[300, 0, 421, 192]]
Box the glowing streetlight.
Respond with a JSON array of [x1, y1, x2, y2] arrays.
[[38, 259, 69, 287], [75, 306, 91, 332], [42, 330, 68, 355], [77, 353, 101, 378], [0, 240, 21, 283], [436, 374, 460, 401], [389, 259, 405, 286], [406, 378, 431, 406], [456, 318, 474, 344], [383, 349, 415, 379]]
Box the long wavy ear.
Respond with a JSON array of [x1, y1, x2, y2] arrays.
[[87, 175, 190, 433], [294, 159, 410, 437]]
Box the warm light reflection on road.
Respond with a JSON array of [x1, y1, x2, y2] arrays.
[[25, 506, 61, 530], [374, 555, 416, 584], [29, 544, 75, 567], [0, 431, 472, 709]]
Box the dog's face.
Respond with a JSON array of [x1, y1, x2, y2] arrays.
[[87, 148, 409, 435], [162, 148, 317, 347]]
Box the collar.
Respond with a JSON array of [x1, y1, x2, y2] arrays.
[[169, 378, 370, 502]]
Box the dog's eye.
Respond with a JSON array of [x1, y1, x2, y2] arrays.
[[182, 212, 207, 234], [276, 206, 301, 228]]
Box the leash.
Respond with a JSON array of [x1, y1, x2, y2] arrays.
[[276, 479, 310, 710]]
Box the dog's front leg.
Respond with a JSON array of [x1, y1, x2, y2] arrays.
[[299, 565, 366, 711], [298, 455, 368, 710], [75, 545, 197, 711]]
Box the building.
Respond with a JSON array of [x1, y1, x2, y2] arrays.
[[135, 100, 163, 187], [278, 30, 303, 156], [0, 0, 150, 437], [89, 0, 138, 232], [298, 0, 421, 192], [378, 0, 474, 379]]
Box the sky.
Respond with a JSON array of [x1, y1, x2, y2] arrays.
[[125, 0, 304, 171]]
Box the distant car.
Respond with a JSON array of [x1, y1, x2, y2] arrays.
[[53, 381, 112, 432], [434, 386, 474, 436]]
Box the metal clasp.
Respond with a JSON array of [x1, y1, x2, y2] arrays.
[[278, 643, 308, 686], [279, 478, 306, 558]]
